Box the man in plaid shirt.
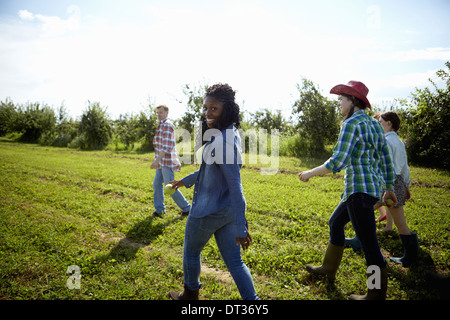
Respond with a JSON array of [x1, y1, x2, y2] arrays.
[[151, 105, 191, 217]]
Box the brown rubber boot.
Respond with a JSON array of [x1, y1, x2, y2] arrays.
[[168, 284, 199, 300], [349, 266, 388, 300], [306, 242, 344, 281]]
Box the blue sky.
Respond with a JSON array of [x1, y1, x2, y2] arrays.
[[1, 0, 449, 120]]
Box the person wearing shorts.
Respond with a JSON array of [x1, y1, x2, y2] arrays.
[[377, 112, 418, 267]]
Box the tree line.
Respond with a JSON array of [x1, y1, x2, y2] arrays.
[[0, 99, 158, 151], [1, 62, 449, 169]]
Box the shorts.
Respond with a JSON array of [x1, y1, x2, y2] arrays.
[[378, 175, 408, 208], [392, 175, 408, 207]]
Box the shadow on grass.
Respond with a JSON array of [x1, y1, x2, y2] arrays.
[[102, 214, 185, 264], [300, 273, 346, 300], [377, 231, 449, 300]]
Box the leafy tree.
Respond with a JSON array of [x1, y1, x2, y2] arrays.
[[175, 83, 207, 133], [78, 101, 112, 150], [114, 113, 140, 150], [402, 61, 450, 169], [14, 102, 56, 143], [0, 98, 17, 136], [292, 78, 340, 155], [136, 103, 158, 151], [249, 108, 289, 133], [51, 105, 78, 147]]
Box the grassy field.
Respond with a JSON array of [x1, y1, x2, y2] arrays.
[[0, 138, 449, 300]]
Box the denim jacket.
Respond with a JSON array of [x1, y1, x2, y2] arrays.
[[181, 125, 247, 238]]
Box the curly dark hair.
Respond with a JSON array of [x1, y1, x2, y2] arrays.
[[201, 83, 241, 133]]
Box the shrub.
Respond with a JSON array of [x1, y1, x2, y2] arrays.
[[402, 62, 450, 169], [15, 102, 56, 143], [292, 78, 340, 155], [114, 113, 140, 150], [78, 102, 112, 150], [175, 83, 206, 133], [279, 133, 311, 158], [136, 105, 158, 152], [0, 98, 17, 136]]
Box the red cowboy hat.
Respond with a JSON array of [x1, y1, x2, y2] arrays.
[[330, 81, 371, 109]]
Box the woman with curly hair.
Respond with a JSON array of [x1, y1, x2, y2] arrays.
[[167, 83, 259, 300]]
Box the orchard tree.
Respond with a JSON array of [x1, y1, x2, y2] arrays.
[[402, 61, 450, 169], [249, 108, 289, 133], [137, 103, 158, 151], [52, 104, 78, 147], [292, 78, 340, 154], [115, 113, 139, 149], [0, 98, 17, 136], [175, 83, 207, 133], [79, 101, 112, 150], [15, 102, 56, 143]]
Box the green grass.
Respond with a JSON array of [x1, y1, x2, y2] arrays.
[[0, 138, 449, 300]]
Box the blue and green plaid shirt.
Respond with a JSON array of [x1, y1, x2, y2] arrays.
[[325, 110, 395, 202]]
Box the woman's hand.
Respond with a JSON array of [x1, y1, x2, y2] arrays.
[[236, 232, 253, 251], [299, 170, 314, 182], [383, 191, 398, 207], [168, 180, 184, 190], [299, 164, 330, 182]]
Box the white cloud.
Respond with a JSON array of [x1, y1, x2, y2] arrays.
[[362, 47, 450, 62], [17, 5, 81, 38], [2, 2, 449, 120], [0, 2, 388, 119], [18, 10, 34, 21], [368, 69, 443, 104], [387, 70, 438, 88]]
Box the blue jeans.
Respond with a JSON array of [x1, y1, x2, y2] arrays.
[[328, 193, 386, 268], [183, 207, 259, 300], [153, 166, 191, 214]]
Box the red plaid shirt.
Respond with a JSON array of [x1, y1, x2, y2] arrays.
[[152, 118, 181, 172]]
